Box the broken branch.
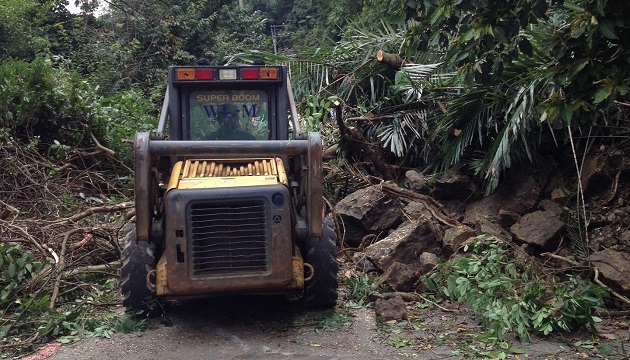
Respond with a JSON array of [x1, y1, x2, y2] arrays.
[[375, 292, 458, 312], [379, 182, 460, 228], [45, 202, 133, 228], [593, 267, 630, 306]]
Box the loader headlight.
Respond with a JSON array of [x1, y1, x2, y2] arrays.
[[272, 193, 285, 206]]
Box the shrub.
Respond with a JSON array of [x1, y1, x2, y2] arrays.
[[0, 57, 157, 165]]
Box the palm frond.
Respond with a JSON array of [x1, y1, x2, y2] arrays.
[[400, 63, 444, 80], [357, 109, 427, 158], [477, 78, 548, 193]]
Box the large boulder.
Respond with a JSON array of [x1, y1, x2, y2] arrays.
[[442, 225, 477, 257], [363, 218, 441, 272], [430, 166, 481, 202], [335, 185, 402, 247], [401, 202, 446, 241], [374, 295, 407, 321], [462, 155, 556, 225], [418, 252, 440, 274], [588, 249, 630, 295], [377, 262, 417, 292], [404, 170, 430, 194], [474, 214, 512, 241], [510, 200, 564, 251], [464, 175, 541, 224]]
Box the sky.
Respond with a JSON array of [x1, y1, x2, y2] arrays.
[[65, 2, 83, 13], [65, 2, 108, 15]]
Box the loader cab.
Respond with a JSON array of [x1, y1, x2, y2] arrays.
[[165, 66, 292, 141], [125, 63, 337, 315]]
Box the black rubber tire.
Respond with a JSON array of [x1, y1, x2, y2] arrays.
[[120, 224, 157, 315], [303, 217, 339, 308]]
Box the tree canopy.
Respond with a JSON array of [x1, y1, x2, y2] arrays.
[[0, 0, 628, 190]]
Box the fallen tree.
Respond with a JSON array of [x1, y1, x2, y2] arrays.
[[0, 138, 135, 356]]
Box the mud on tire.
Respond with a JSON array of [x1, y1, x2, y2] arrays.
[[120, 224, 157, 315], [303, 217, 338, 308]]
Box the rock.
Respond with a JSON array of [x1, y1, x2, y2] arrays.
[[550, 186, 570, 201], [401, 201, 447, 241], [404, 170, 429, 194], [588, 249, 630, 294], [442, 225, 477, 257], [496, 209, 521, 229], [474, 215, 511, 241], [335, 185, 402, 246], [353, 251, 376, 272], [539, 199, 561, 212], [510, 203, 564, 251], [418, 252, 439, 274], [402, 201, 429, 221], [463, 175, 543, 224], [374, 296, 407, 321], [580, 153, 614, 196], [592, 236, 617, 251], [377, 262, 417, 292], [430, 166, 481, 202], [364, 219, 440, 272]]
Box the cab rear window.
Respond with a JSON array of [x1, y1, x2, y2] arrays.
[[189, 90, 269, 140]]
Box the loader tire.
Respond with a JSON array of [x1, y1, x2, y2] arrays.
[[120, 224, 157, 316], [303, 217, 338, 308]]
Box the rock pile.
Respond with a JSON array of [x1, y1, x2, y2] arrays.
[[334, 148, 630, 307]]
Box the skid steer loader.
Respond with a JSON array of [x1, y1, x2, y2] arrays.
[[121, 64, 338, 313]]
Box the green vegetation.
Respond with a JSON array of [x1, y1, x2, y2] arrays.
[[344, 274, 379, 307], [0, 242, 145, 356], [427, 237, 607, 344]]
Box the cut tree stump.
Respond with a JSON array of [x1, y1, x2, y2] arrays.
[[376, 50, 410, 69]]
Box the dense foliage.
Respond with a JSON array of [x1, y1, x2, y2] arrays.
[[239, 0, 630, 192]]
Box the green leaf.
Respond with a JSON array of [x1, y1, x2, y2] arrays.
[[58, 336, 76, 344], [430, 6, 445, 26], [593, 86, 612, 104], [461, 28, 475, 42], [509, 347, 526, 354], [0, 325, 11, 338], [599, 20, 619, 40], [560, 105, 573, 124], [7, 263, 16, 279]]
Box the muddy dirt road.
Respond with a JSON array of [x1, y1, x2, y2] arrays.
[[45, 294, 630, 360]]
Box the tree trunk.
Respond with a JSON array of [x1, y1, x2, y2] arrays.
[[334, 102, 394, 181]]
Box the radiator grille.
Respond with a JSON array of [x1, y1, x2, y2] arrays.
[[189, 200, 268, 276]]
